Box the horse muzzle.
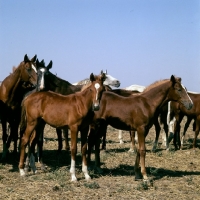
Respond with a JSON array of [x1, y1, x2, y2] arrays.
[[182, 100, 193, 110], [92, 103, 100, 111]]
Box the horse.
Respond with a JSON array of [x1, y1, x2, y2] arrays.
[[73, 70, 120, 88], [102, 86, 173, 152], [87, 75, 193, 182], [19, 73, 106, 182], [169, 91, 200, 150], [20, 60, 120, 171], [0, 54, 38, 160]]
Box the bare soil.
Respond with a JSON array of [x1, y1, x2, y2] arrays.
[[0, 117, 200, 200]]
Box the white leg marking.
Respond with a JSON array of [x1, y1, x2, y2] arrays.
[[70, 159, 77, 181], [82, 162, 91, 180], [19, 168, 26, 176], [118, 130, 124, 144]]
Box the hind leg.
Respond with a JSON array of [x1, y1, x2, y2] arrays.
[[19, 121, 37, 176], [181, 117, 192, 150], [192, 117, 200, 149]]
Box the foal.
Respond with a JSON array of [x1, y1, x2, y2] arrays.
[[19, 73, 106, 181], [87, 75, 193, 182]]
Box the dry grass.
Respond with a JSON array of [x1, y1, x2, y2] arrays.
[[0, 118, 200, 200]]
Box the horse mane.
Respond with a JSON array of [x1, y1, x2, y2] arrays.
[[80, 82, 92, 91], [143, 79, 169, 92], [77, 78, 90, 85]]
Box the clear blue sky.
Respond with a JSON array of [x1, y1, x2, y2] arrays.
[[0, 0, 200, 91]]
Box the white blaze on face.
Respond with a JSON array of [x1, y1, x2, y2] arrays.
[[31, 64, 37, 73], [94, 83, 100, 100], [39, 68, 45, 89], [181, 84, 193, 104]]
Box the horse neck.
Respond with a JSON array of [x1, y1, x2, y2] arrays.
[[142, 81, 171, 109], [76, 87, 95, 112], [0, 66, 22, 104], [47, 72, 82, 95]]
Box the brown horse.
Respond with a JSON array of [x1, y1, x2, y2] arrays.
[[19, 73, 106, 181], [169, 91, 200, 150], [0, 54, 37, 160], [87, 75, 193, 182]]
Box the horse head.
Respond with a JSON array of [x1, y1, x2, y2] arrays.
[[100, 70, 120, 88], [169, 75, 193, 110], [20, 54, 37, 88], [90, 72, 106, 111], [36, 59, 52, 91]]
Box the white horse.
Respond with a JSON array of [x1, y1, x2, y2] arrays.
[[73, 70, 120, 88]]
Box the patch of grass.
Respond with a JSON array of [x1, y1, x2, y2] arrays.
[[136, 181, 149, 190], [84, 181, 100, 189]]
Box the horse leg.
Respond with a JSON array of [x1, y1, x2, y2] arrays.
[[101, 127, 107, 150], [118, 130, 124, 144], [174, 114, 184, 150], [180, 117, 192, 150], [135, 126, 148, 181], [56, 128, 63, 153], [192, 117, 200, 149], [24, 130, 37, 174], [1, 119, 8, 160], [128, 130, 136, 152], [19, 122, 37, 176], [163, 119, 169, 150], [36, 121, 47, 171], [87, 124, 98, 170], [152, 118, 161, 152], [63, 129, 70, 151], [69, 126, 78, 181], [80, 126, 91, 180]]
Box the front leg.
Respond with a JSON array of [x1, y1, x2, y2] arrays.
[[134, 126, 148, 181]]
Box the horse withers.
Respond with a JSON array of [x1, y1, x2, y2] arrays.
[[87, 75, 193, 183], [19, 72, 106, 181]]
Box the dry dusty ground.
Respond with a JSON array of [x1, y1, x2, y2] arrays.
[[0, 117, 200, 200]]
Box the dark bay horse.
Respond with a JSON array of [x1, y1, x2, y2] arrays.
[[169, 91, 200, 150], [87, 75, 193, 182], [0, 54, 38, 160], [19, 73, 106, 181]]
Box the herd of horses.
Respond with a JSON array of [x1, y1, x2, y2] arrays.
[[0, 54, 199, 183]]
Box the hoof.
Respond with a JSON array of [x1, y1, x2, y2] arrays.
[[85, 175, 91, 181], [71, 175, 77, 182], [128, 148, 136, 153], [143, 178, 153, 187], [19, 169, 26, 176], [135, 174, 143, 181], [95, 167, 103, 174]]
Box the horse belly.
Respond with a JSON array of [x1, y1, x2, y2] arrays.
[[42, 107, 69, 128], [107, 117, 132, 131]]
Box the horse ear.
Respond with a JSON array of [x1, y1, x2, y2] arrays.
[[170, 75, 176, 85], [101, 72, 106, 82], [36, 59, 39, 65], [41, 59, 45, 65], [90, 73, 95, 82], [24, 54, 29, 63], [177, 77, 182, 82], [31, 55, 37, 62], [47, 60, 53, 70]]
